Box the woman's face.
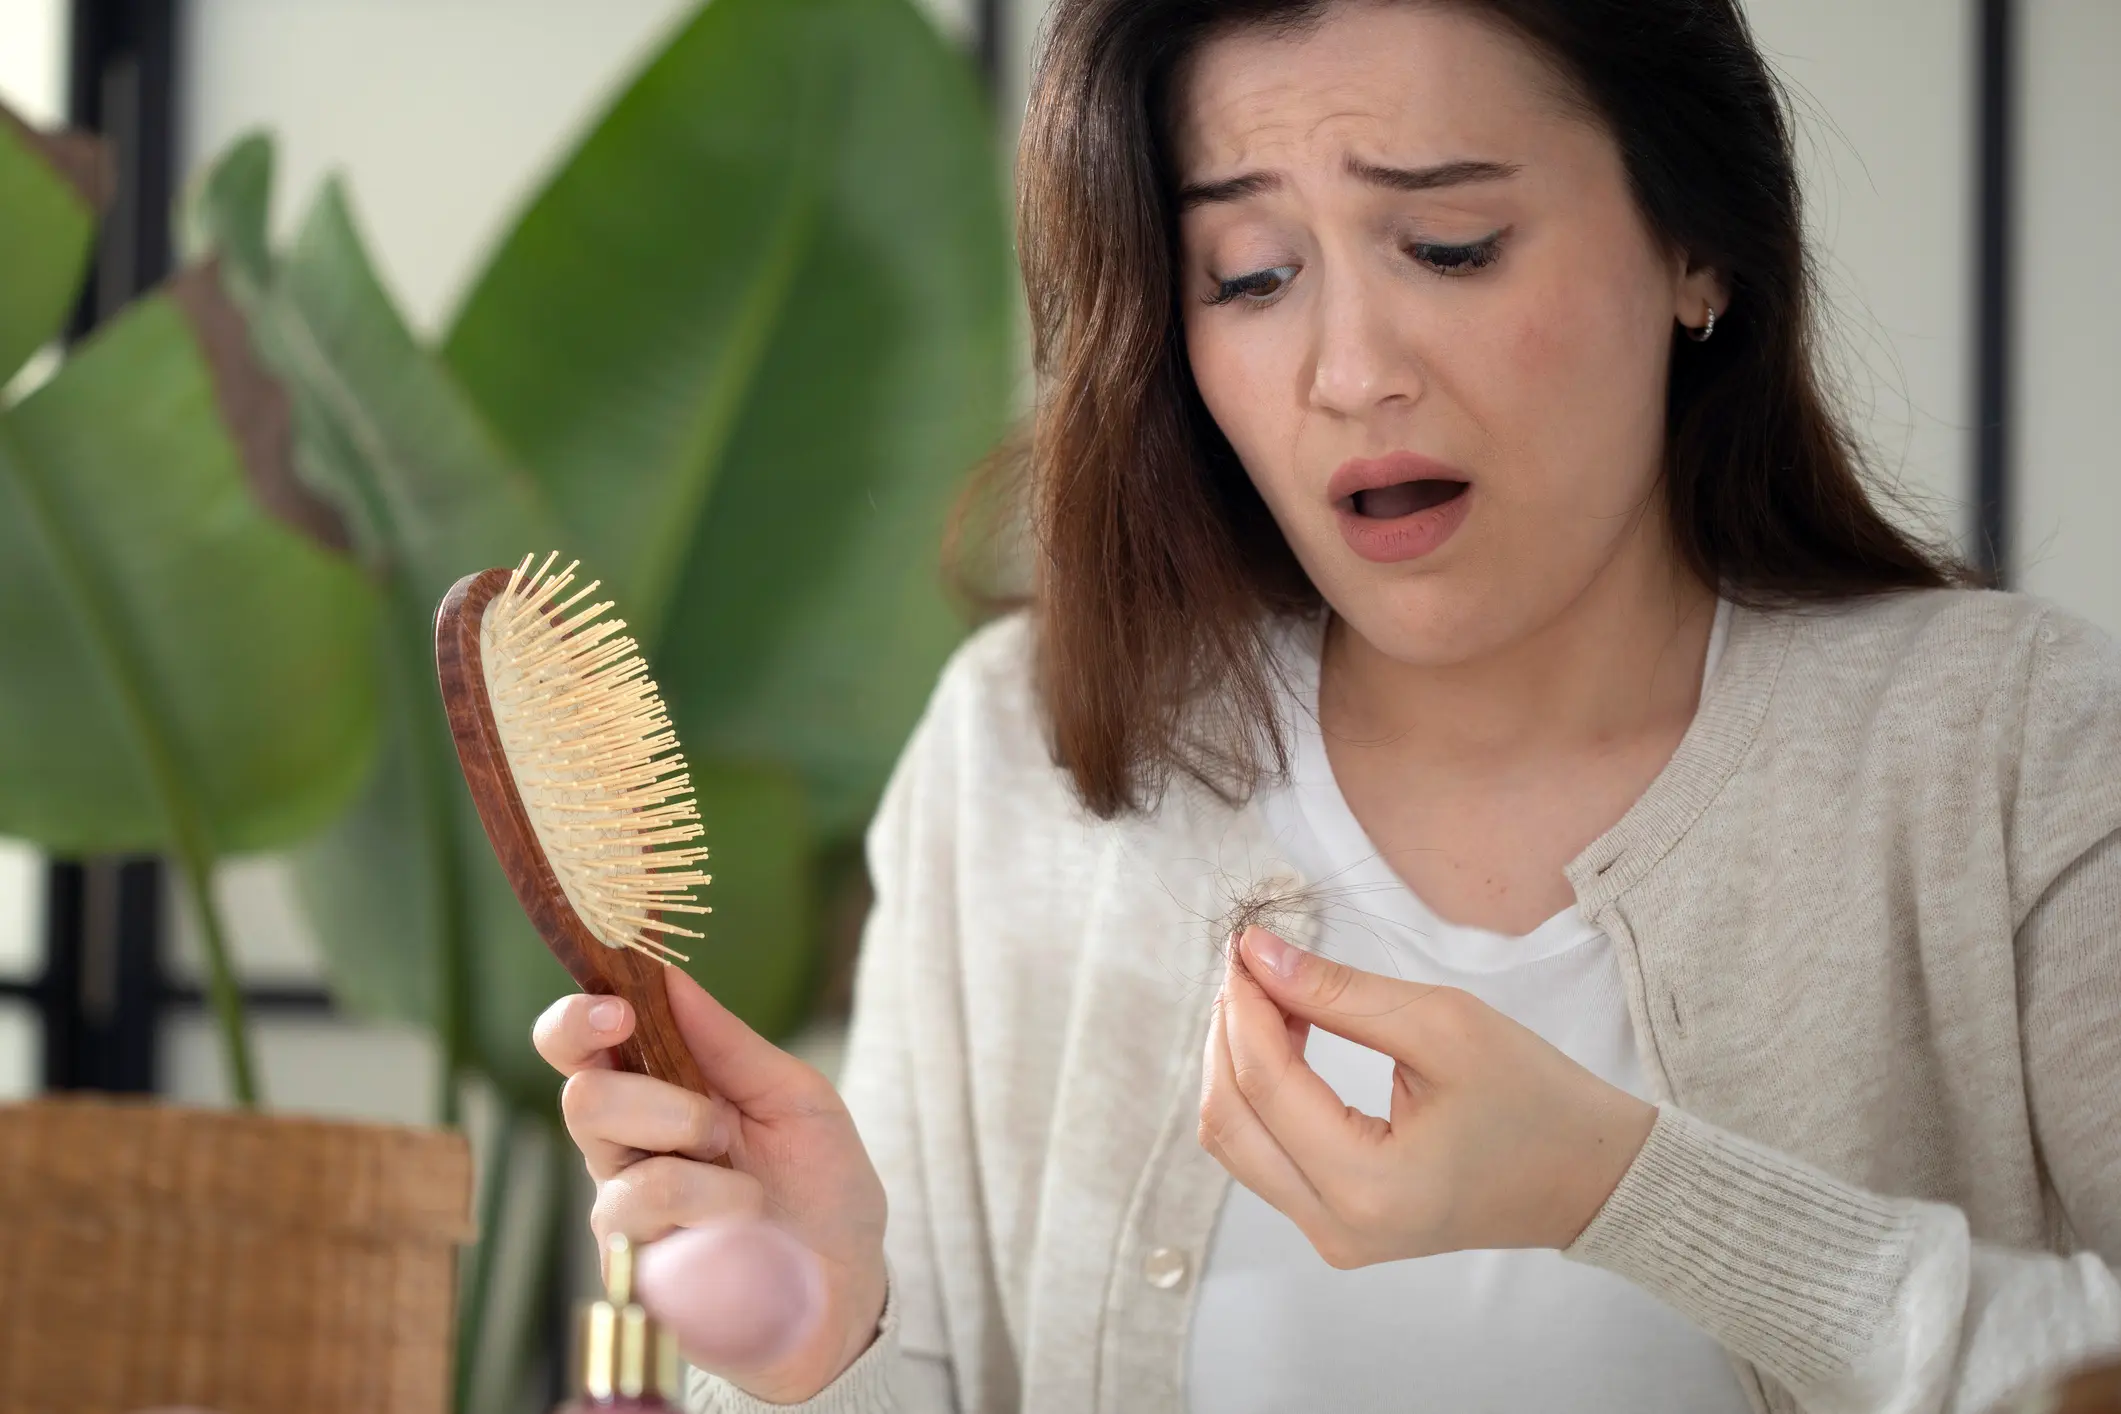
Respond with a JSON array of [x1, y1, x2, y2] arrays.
[[1173, 2, 1723, 665]]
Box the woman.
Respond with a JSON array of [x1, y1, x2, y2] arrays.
[[534, 1, 2121, 1410]]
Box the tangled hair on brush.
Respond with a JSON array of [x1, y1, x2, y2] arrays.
[[956, 0, 1973, 821]]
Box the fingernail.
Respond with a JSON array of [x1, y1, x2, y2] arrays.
[[1245, 927, 1301, 978], [587, 998, 625, 1033]]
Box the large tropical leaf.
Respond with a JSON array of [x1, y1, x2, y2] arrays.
[[185, 139, 825, 1105], [199, 168, 561, 605], [0, 285, 380, 855], [181, 129, 273, 297], [677, 762, 816, 1045], [187, 149, 568, 1087], [0, 106, 103, 386], [290, 649, 450, 1032], [444, 0, 1015, 837]]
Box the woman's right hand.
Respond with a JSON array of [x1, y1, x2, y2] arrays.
[[534, 966, 888, 1403]]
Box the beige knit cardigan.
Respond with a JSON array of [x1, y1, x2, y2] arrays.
[[692, 589, 2121, 1414]]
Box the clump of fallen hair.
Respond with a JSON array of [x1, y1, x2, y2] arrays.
[[1208, 868, 1341, 964], [1219, 882, 1303, 949], [1195, 850, 1426, 981]]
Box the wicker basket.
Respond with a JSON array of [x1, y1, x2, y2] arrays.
[[0, 1096, 474, 1414]]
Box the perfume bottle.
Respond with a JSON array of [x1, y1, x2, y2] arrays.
[[554, 1234, 683, 1412]]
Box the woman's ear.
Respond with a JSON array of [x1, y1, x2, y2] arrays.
[[1675, 255, 1729, 326]]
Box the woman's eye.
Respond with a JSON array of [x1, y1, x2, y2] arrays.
[[1408, 235, 1504, 276], [1204, 265, 1298, 307]]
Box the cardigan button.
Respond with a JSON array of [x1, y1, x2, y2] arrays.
[[1143, 1246, 1191, 1290]]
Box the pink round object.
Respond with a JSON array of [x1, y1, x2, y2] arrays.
[[635, 1220, 828, 1372]]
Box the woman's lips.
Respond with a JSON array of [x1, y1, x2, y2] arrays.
[[1328, 452, 1473, 564]]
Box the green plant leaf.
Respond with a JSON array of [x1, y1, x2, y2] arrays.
[[681, 760, 816, 1041], [440, 0, 831, 626], [180, 146, 568, 1104], [265, 180, 562, 602], [286, 630, 447, 1031], [178, 129, 276, 297], [0, 287, 380, 855], [444, 0, 1015, 836], [291, 621, 561, 1110], [195, 156, 816, 1109], [174, 0, 1009, 1109], [0, 106, 104, 387]]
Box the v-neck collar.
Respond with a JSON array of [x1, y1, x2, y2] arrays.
[[1223, 599, 1789, 927]]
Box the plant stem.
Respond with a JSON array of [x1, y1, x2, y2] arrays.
[[454, 1096, 519, 1414], [172, 840, 261, 1107]]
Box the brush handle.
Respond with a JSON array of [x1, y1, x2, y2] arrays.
[[435, 567, 715, 1105]]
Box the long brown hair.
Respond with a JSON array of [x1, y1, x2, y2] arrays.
[[989, 0, 1966, 820]]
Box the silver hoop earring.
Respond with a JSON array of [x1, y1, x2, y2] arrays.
[[1685, 306, 1718, 343]]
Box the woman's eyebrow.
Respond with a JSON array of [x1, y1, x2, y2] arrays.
[[1346, 156, 1521, 191], [1177, 170, 1281, 210], [1177, 156, 1521, 210]]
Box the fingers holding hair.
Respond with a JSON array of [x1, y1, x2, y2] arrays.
[[1199, 944, 1328, 1229], [1219, 930, 1393, 1167]]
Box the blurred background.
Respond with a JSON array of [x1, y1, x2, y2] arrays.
[[0, 0, 2114, 1409]]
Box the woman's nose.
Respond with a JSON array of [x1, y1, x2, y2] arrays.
[[1306, 267, 1421, 418]]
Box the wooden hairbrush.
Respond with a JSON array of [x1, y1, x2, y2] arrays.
[[435, 552, 712, 1096]]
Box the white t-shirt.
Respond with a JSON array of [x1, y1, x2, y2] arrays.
[[1186, 601, 1755, 1413]]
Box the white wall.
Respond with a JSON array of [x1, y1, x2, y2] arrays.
[[181, 0, 977, 335], [0, 845, 41, 1101], [0, 0, 68, 1102], [1741, 0, 1976, 547], [179, 0, 704, 334], [2015, 0, 2121, 634], [159, 861, 439, 1119], [0, 0, 64, 126]]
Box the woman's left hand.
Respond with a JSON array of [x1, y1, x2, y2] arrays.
[[1199, 925, 1657, 1267]]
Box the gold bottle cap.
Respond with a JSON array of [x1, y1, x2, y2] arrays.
[[573, 1234, 682, 1402]]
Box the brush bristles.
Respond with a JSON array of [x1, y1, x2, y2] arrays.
[[481, 552, 710, 964]]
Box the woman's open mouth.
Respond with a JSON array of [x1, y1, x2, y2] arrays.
[[1344, 478, 1469, 520], [1328, 454, 1474, 564]]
